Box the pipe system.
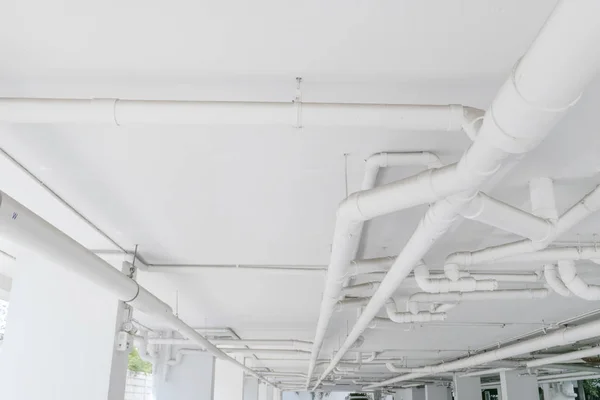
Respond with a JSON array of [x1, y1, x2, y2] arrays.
[[0, 99, 481, 131], [311, 0, 600, 388], [526, 346, 600, 368], [460, 192, 554, 242], [364, 316, 600, 389], [413, 263, 497, 293], [445, 185, 600, 271], [544, 264, 573, 297], [459, 368, 514, 378], [0, 192, 277, 387], [557, 260, 600, 300], [361, 152, 443, 191], [406, 289, 549, 315]]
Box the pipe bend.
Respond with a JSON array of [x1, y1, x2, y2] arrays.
[[558, 260, 600, 300], [544, 264, 572, 297]]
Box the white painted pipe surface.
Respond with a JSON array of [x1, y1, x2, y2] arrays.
[[341, 282, 380, 297], [364, 316, 600, 389], [0, 99, 479, 131], [544, 264, 572, 297], [312, 0, 600, 386], [446, 185, 600, 269], [459, 367, 514, 378], [148, 338, 312, 350], [361, 152, 443, 190], [413, 263, 497, 293], [385, 301, 447, 323], [527, 347, 600, 368], [557, 260, 600, 300], [406, 289, 549, 315], [530, 178, 559, 221], [461, 192, 554, 241], [0, 192, 277, 387]]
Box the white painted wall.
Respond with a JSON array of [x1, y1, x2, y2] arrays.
[[155, 352, 215, 400], [424, 385, 451, 400], [214, 357, 245, 400], [259, 382, 268, 400], [500, 370, 538, 400], [453, 376, 481, 400], [0, 254, 123, 400], [244, 377, 259, 400]]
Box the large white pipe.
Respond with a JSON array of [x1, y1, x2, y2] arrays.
[[461, 192, 554, 241], [406, 289, 549, 314], [364, 316, 600, 389], [0, 99, 480, 130], [527, 347, 600, 368], [310, 0, 600, 388], [557, 260, 600, 300], [544, 264, 572, 297], [0, 192, 277, 387]]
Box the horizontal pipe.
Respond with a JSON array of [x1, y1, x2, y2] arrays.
[[0, 99, 475, 131], [538, 373, 600, 384], [141, 264, 326, 274], [364, 316, 600, 389], [147, 338, 312, 350], [361, 152, 443, 191], [459, 368, 514, 378], [0, 192, 277, 387], [526, 346, 600, 368]]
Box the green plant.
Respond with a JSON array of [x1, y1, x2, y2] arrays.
[[128, 348, 152, 374], [584, 379, 600, 400]]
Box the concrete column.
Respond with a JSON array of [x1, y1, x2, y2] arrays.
[[394, 388, 416, 400], [155, 351, 215, 400], [273, 388, 282, 400], [500, 370, 538, 400], [266, 385, 274, 400], [540, 383, 552, 400], [454, 376, 481, 400], [577, 381, 587, 400], [214, 357, 245, 400], [244, 377, 260, 400], [258, 382, 268, 400], [425, 385, 451, 400], [0, 254, 129, 400]]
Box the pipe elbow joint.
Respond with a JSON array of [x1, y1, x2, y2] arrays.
[[336, 192, 363, 221], [444, 263, 463, 281]]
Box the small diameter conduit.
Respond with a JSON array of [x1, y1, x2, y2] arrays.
[[364, 317, 600, 389], [311, 0, 600, 389], [0, 192, 277, 388]]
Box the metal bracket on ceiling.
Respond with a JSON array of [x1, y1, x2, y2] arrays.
[[294, 77, 303, 128]]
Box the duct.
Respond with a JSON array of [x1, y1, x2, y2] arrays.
[[557, 260, 600, 300], [147, 338, 313, 350], [460, 192, 554, 242], [0, 100, 480, 131], [407, 289, 549, 315], [340, 281, 380, 297], [0, 192, 277, 387], [413, 262, 497, 293], [310, 0, 600, 387], [444, 185, 600, 271], [385, 302, 447, 323], [361, 152, 443, 191], [544, 264, 572, 297], [526, 346, 600, 368]]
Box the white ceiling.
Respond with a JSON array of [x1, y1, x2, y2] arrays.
[[2, 0, 600, 385]]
